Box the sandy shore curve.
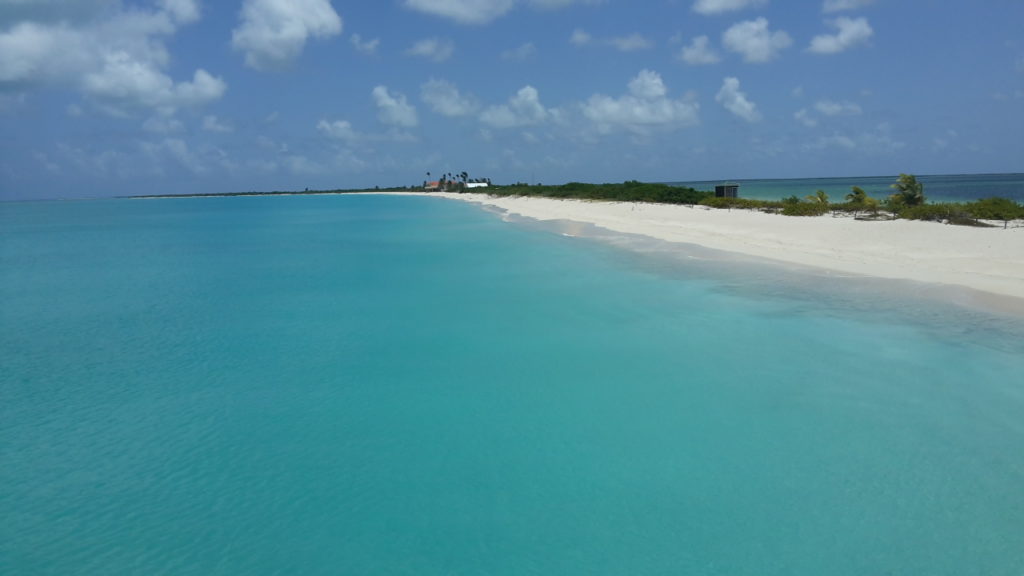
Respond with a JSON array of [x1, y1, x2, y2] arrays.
[[415, 192, 1024, 305]]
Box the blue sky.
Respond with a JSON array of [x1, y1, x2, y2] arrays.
[[1, 0, 1022, 199]]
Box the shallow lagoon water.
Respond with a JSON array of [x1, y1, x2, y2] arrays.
[[2, 194, 1023, 575]]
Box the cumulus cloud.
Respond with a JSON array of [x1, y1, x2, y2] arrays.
[[404, 0, 516, 24], [142, 115, 184, 133], [0, 0, 120, 26], [716, 77, 760, 122], [232, 0, 342, 70], [609, 34, 654, 52], [202, 115, 233, 133], [815, 99, 862, 116], [372, 86, 418, 128], [501, 42, 536, 61], [480, 86, 549, 128], [0, 3, 225, 114], [582, 69, 699, 134], [85, 64, 225, 112], [570, 28, 591, 46], [794, 108, 817, 127], [723, 18, 792, 63], [678, 35, 721, 65], [822, 0, 875, 13], [159, 0, 200, 24], [406, 37, 455, 62], [808, 17, 873, 54], [0, 21, 93, 83], [570, 30, 654, 52], [403, 0, 595, 24], [421, 79, 479, 116], [692, 0, 767, 15], [317, 119, 360, 142], [350, 33, 380, 54], [806, 123, 904, 153]]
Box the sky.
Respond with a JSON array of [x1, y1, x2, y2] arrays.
[[1, 0, 1022, 199]]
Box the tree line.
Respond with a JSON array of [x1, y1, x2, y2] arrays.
[[469, 174, 1022, 227]]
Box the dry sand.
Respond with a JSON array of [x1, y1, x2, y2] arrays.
[[420, 192, 1024, 305]]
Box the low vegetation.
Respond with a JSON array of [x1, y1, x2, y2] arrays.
[[485, 180, 712, 205], [472, 174, 1022, 227]]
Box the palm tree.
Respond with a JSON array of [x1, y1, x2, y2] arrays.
[[845, 186, 868, 217], [845, 186, 867, 204], [805, 189, 829, 204], [890, 173, 925, 206]]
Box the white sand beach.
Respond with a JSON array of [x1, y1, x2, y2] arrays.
[[418, 192, 1024, 305]]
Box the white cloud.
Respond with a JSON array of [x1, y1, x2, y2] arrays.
[[480, 86, 549, 128], [317, 119, 360, 142], [421, 79, 479, 116], [350, 33, 380, 55], [406, 37, 455, 62], [501, 42, 536, 61], [581, 69, 699, 134], [692, 0, 767, 15], [0, 21, 94, 83], [794, 108, 817, 127], [231, 0, 342, 70], [403, 0, 595, 24], [570, 28, 591, 46], [814, 99, 862, 116], [0, 0, 120, 26], [403, 0, 517, 24], [609, 34, 654, 52], [716, 77, 760, 122], [142, 115, 184, 133], [678, 35, 720, 65], [806, 123, 905, 153], [285, 154, 325, 175], [809, 17, 873, 54], [144, 138, 206, 174], [372, 86, 418, 128], [571, 30, 653, 52], [202, 115, 233, 133], [822, 0, 875, 13], [159, 0, 200, 24], [723, 18, 792, 63], [0, 4, 225, 115]]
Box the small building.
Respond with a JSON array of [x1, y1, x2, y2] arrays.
[[715, 183, 740, 198], [465, 181, 489, 189]]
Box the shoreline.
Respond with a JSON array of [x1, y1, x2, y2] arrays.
[[407, 192, 1024, 311]]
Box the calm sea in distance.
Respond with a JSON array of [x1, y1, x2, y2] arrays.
[[2, 175, 1024, 575], [674, 172, 1024, 203]]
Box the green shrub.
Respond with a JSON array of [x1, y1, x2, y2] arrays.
[[699, 197, 774, 210], [781, 202, 830, 216], [966, 197, 1024, 227], [900, 203, 968, 222]]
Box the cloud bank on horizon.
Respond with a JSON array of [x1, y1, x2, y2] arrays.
[[1, 0, 1022, 198]]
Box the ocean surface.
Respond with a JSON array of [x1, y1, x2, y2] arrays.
[[2, 193, 1023, 575], [673, 172, 1024, 203]]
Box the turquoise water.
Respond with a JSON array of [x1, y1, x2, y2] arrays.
[[2, 195, 1023, 575], [674, 173, 1024, 203]]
